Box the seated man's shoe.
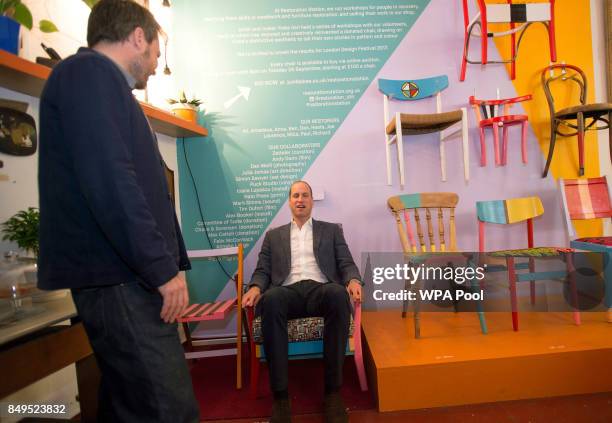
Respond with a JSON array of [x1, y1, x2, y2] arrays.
[[324, 392, 348, 423], [270, 398, 291, 423]]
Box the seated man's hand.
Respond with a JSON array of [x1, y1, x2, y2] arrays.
[[158, 273, 189, 323], [242, 286, 261, 308], [347, 279, 362, 303]]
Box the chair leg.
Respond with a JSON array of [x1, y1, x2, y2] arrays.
[[414, 278, 421, 339], [492, 123, 501, 165], [604, 251, 612, 323], [402, 277, 409, 318], [577, 112, 585, 176], [502, 125, 509, 166], [521, 121, 528, 164], [476, 279, 488, 334], [249, 343, 260, 399], [461, 108, 469, 181], [460, 33, 469, 82], [352, 303, 368, 391], [440, 132, 447, 182], [385, 133, 392, 186], [510, 23, 516, 80], [507, 257, 519, 331], [565, 251, 581, 326], [479, 126, 487, 166], [542, 123, 558, 177], [548, 9, 557, 62], [529, 257, 536, 306]]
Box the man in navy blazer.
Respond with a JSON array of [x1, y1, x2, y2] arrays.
[[243, 181, 362, 423], [38, 1, 198, 422]]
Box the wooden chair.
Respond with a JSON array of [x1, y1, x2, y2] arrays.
[[246, 298, 367, 398], [477, 197, 579, 331], [178, 244, 244, 389], [559, 176, 612, 322], [388, 193, 488, 338], [378, 76, 469, 188], [460, 0, 556, 81], [469, 91, 532, 166], [541, 64, 612, 177]]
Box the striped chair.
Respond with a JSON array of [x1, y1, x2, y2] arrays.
[[178, 244, 245, 389], [469, 91, 532, 167], [559, 176, 612, 322], [379, 76, 469, 189], [477, 197, 579, 331], [460, 0, 556, 81], [388, 193, 488, 338]]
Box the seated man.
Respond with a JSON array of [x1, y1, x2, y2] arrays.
[[242, 180, 362, 423]]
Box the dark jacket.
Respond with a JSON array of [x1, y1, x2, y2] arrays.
[[37, 47, 190, 290], [249, 219, 361, 292]]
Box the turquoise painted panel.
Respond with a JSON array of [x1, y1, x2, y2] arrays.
[[516, 271, 568, 282], [377, 75, 448, 100], [173, 0, 430, 302], [259, 340, 352, 359], [477, 200, 508, 224], [397, 193, 422, 209]]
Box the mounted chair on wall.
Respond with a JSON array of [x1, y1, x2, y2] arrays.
[[388, 193, 488, 338], [460, 0, 557, 81], [178, 244, 245, 389], [379, 76, 469, 189], [477, 197, 579, 331], [541, 64, 612, 177], [469, 91, 532, 166], [559, 176, 612, 322]]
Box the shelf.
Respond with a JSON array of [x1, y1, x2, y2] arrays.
[[0, 49, 207, 138]]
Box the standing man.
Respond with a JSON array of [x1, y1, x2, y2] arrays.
[[37, 1, 199, 422], [242, 180, 362, 423]]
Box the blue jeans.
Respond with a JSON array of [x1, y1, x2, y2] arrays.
[[72, 282, 199, 423]]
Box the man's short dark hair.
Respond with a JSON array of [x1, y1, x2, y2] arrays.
[[289, 180, 313, 197], [87, 0, 161, 48]]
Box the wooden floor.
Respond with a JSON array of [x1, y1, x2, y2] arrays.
[[362, 310, 612, 412], [204, 391, 612, 422]]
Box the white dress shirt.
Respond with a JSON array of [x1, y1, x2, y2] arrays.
[[283, 218, 328, 286]]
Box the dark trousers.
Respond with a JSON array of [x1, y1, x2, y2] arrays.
[[72, 282, 199, 423], [256, 280, 352, 393]]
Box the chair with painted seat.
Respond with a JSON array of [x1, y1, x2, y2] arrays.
[[541, 64, 612, 177], [469, 91, 532, 167], [388, 193, 488, 338], [476, 197, 579, 331], [378, 76, 469, 189], [559, 176, 612, 322], [178, 244, 245, 389], [246, 298, 367, 398], [460, 0, 557, 81]]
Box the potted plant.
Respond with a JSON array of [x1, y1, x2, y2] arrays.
[[0, 1, 58, 54], [1, 207, 39, 284], [167, 91, 202, 123]]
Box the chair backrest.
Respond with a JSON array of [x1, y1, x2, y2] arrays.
[[378, 76, 449, 101], [476, 196, 544, 251], [559, 177, 612, 239], [541, 64, 588, 116], [469, 93, 532, 123], [480, 0, 554, 24], [388, 192, 459, 253]]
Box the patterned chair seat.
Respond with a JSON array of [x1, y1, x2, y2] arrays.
[[487, 246, 573, 258], [252, 316, 354, 344], [575, 236, 612, 247]]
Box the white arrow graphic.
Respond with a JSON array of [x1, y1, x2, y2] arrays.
[[223, 86, 251, 109]]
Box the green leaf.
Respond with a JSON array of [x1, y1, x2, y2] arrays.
[[82, 0, 99, 9], [39, 19, 58, 33], [12, 2, 32, 30]]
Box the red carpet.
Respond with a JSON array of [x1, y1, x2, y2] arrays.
[[190, 355, 374, 420]]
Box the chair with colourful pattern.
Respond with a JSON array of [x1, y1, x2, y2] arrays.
[[469, 92, 532, 167], [460, 0, 556, 81], [477, 197, 579, 331], [378, 76, 469, 188], [559, 176, 612, 322], [388, 193, 488, 338]]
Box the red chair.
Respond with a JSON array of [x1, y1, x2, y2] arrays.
[[469, 92, 532, 166], [460, 0, 556, 81], [559, 176, 612, 322]]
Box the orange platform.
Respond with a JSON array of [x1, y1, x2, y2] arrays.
[[362, 310, 612, 412]]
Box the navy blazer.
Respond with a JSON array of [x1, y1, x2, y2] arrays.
[[37, 48, 190, 290], [249, 219, 362, 292]]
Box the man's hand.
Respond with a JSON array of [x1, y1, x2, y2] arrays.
[[347, 279, 362, 303], [158, 273, 189, 323], [242, 286, 261, 308]]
